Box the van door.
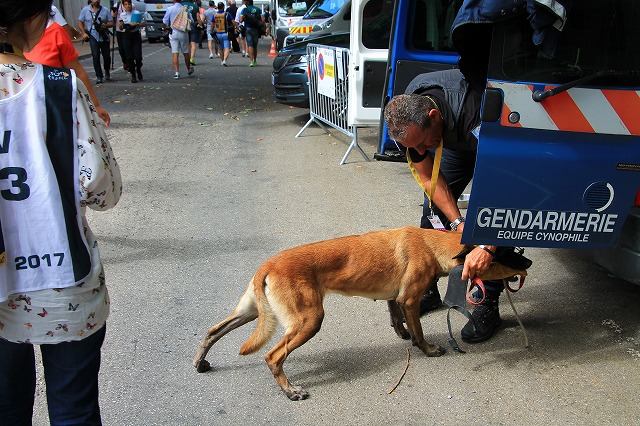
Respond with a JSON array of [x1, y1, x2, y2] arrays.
[[462, 1, 640, 249], [346, 0, 395, 127], [375, 0, 460, 160]]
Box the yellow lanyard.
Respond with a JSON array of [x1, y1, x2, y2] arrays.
[[407, 141, 443, 213], [406, 95, 443, 213]]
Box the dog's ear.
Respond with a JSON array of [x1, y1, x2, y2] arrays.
[[452, 245, 474, 260]]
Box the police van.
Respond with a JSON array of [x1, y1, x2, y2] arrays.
[[378, 0, 640, 284]]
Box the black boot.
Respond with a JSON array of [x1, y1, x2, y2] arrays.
[[131, 72, 137, 83], [460, 294, 501, 343], [137, 68, 143, 81], [419, 286, 442, 316]]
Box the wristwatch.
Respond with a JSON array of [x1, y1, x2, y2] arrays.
[[449, 217, 465, 231]]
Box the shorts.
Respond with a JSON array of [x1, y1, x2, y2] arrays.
[[216, 32, 230, 49], [189, 27, 200, 43], [245, 27, 259, 48], [169, 30, 189, 54], [207, 31, 215, 41]]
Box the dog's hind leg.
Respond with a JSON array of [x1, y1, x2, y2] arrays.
[[388, 300, 410, 340], [193, 284, 259, 373], [264, 301, 324, 401]]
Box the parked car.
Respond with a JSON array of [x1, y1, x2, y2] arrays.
[[272, 31, 350, 107]]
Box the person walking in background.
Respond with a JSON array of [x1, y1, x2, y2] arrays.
[[239, 0, 262, 67], [24, 4, 111, 125], [235, 0, 247, 57], [212, 1, 233, 66], [163, 0, 195, 79], [204, 0, 219, 58], [226, 0, 240, 53], [112, 1, 130, 72], [0, 1, 122, 424], [118, 0, 145, 83], [78, 0, 113, 84], [263, 5, 271, 37], [182, 0, 201, 66]]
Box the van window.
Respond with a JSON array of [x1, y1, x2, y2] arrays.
[[279, 0, 310, 17], [304, 0, 347, 19], [361, 0, 394, 50], [494, 0, 640, 87], [409, 0, 460, 52]]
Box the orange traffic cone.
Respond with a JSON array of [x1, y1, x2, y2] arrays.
[[269, 39, 277, 57]]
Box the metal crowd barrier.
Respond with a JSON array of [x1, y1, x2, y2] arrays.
[[295, 44, 369, 165]]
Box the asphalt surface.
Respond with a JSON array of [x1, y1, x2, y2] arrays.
[[32, 39, 640, 425]]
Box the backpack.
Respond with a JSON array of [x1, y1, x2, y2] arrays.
[[243, 5, 262, 28]]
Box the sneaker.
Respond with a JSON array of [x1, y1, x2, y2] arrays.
[[249, 61, 255, 67], [460, 299, 501, 343], [222, 61, 228, 67], [95, 77, 103, 84], [419, 287, 442, 316], [209, 53, 214, 59], [190, 58, 196, 65], [188, 67, 194, 76], [173, 72, 180, 79], [215, 53, 220, 57], [131, 74, 137, 83], [105, 73, 111, 81]]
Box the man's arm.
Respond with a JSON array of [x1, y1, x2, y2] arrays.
[[411, 153, 462, 223], [412, 153, 496, 280], [77, 19, 89, 41]]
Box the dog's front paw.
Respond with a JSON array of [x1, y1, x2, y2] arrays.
[[417, 343, 446, 357], [426, 344, 446, 357], [195, 359, 212, 373], [284, 385, 310, 401]]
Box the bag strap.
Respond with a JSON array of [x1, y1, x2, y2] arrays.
[[442, 265, 475, 353], [90, 6, 102, 34]]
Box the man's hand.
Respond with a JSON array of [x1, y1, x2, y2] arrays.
[[462, 246, 494, 281]]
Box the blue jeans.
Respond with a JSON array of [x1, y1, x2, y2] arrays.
[[0, 326, 106, 425], [89, 36, 111, 80]]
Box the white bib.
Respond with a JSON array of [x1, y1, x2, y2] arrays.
[[0, 66, 91, 300]]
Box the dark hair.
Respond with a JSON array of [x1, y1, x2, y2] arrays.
[[0, 0, 53, 43], [217, 1, 224, 9]]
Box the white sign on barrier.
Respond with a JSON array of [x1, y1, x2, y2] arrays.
[[316, 47, 335, 99]]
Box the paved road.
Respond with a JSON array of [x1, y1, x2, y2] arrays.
[[33, 40, 640, 425]]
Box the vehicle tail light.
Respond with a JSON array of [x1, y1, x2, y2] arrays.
[[635, 188, 640, 207]]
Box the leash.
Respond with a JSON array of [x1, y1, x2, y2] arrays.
[[444, 265, 529, 353]]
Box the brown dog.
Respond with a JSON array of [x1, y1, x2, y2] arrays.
[[193, 226, 521, 400]]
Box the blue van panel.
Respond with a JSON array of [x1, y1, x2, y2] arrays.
[[462, 87, 640, 249]]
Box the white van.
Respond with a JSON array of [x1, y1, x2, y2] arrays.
[[270, 0, 315, 50], [284, 0, 349, 46]]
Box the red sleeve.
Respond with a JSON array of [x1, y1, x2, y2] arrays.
[[23, 23, 79, 68]]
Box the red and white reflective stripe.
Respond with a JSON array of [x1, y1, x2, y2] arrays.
[[488, 81, 640, 136]]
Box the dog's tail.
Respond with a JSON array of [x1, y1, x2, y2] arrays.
[[239, 267, 278, 355]]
